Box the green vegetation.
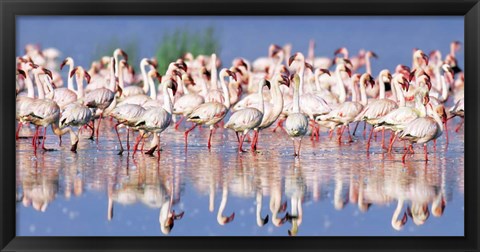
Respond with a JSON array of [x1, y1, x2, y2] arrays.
[[91, 37, 139, 69], [155, 26, 221, 74]]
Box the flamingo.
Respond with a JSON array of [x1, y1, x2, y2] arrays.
[[399, 104, 447, 163], [224, 79, 271, 152], [185, 68, 236, 149], [83, 57, 118, 141], [133, 78, 177, 156], [317, 72, 375, 143], [449, 97, 464, 132], [285, 74, 309, 156], [250, 74, 290, 150], [355, 70, 397, 151], [110, 103, 146, 155], [58, 67, 93, 152], [172, 72, 205, 129]]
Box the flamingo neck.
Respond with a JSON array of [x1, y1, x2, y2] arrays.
[[75, 73, 84, 99], [379, 76, 386, 99], [271, 77, 283, 116], [308, 40, 315, 64], [351, 79, 358, 103], [199, 75, 209, 98], [67, 61, 75, 91], [293, 82, 300, 113], [365, 55, 372, 75], [118, 64, 125, 90], [113, 52, 121, 78], [179, 76, 189, 95], [256, 192, 264, 227], [440, 75, 449, 102], [394, 79, 405, 107], [147, 74, 157, 100], [335, 67, 347, 103], [391, 199, 405, 229], [108, 59, 116, 92], [257, 82, 265, 114], [24, 70, 35, 98], [217, 186, 229, 224], [298, 66, 305, 96], [33, 71, 45, 99], [210, 55, 218, 90], [140, 60, 149, 94], [220, 74, 231, 108], [162, 83, 173, 114]]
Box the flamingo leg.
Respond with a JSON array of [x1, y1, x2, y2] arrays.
[[455, 118, 464, 133], [402, 142, 410, 164], [207, 127, 214, 149], [114, 122, 124, 155], [272, 118, 285, 133], [16, 122, 23, 140], [251, 130, 259, 151], [88, 120, 95, 140], [346, 124, 353, 142], [338, 125, 345, 143], [145, 144, 157, 156], [238, 133, 246, 153], [32, 126, 39, 147], [184, 124, 197, 146], [235, 132, 240, 142], [132, 132, 144, 157], [141, 137, 145, 151], [174, 116, 184, 130], [157, 134, 161, 156], [366, 127, 374, 152], [41, 126, 52, 151], [387, 133, 397, 153], [352, 121, 360, 136], [59, 135, 62, 147], [362, 122, 367, 138], [329, 129, 334, 139], [298, 138, 303, 156], [126, 128, 130, 152], [433, 139, 436, 151], [381, 128, 385, 149], [95, 113, 103, 143], [424, 143, 428, 162], [444, 121, 449, 144]]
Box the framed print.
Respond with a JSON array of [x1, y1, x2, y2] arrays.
[[1, 0, 479, 251]]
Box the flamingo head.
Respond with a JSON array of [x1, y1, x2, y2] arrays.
[[182, 52, 194, 62], [288, 52, 305, 68], [334, 47, 349, 58], [361, 73, 375, 88], [395, 64, 411, 74], [114, 48, 128, 62], [233, 58, 249, 71], [278, 74, 290, 87], [164, 78, 178, 96], [260, 79, 271, 90], [269, 44, 283, 58], [441, 63, 455, 84], [435, 105, 448, 124], [174, 60, 188, 72], [379, 69, 392, 83], [17, 69, 26, 79], [432, 197, 446, 217], [304, 62, 313, 72], [407, 204, 430, 226], [414, 49, 429, 66], [41, 67, 53, 79], [225, 69, 237, 81], [366, 50, 378, 59], [279, 65, 290, 77], [392, 211, 408, 231], [60, 57, 73, 70], [84, 70, 92, 84], [337, 63, 352, 78]]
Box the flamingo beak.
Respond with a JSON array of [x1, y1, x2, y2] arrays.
[[147, 59, 158, 68], [116, 82, 123, 97], [304, 62, 313, 72], [43, 68, 53, 79], [334, 47, 344, 56], [17, 69, 26, 78], [119, 49, 128, 62], [401, 212, 408, 225], [280, 75, 290, 87], [170, 79, 178, 96], [422, 53, 429, 65], [155, 72, 162, 83], [226, 69, 237, 81], [368, 76, 375, 88], [173, 210, 185, 220], [409, 70, 416, 82], [370, 51, 378, 59], [270, 45, 282, 57], [60, 58, 68, 70], [225, 212, 235, 224], [70, 67, 78, 78], [426, 80, 432, 91], [261, 215, 269, 226], [423, 95, 430, 105], [84, 71, 91, 84], [128, 65, 135, 76], [288, 53, 298, 66], [264, 79, 271, 89], [320, 68, 331, 76]]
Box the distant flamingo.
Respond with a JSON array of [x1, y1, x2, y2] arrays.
[[285, 74, 309, 156]]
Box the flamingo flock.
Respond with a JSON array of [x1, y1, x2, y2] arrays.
[[16, 40, 464, 163]]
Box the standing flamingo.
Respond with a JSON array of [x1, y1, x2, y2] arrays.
[[399, 104, 447, 163], [224, 79, 271, 152], [285, 74, 309, 156], [185, 68, 236, 149]]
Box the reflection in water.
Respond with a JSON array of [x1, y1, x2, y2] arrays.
[[16, 120, 464, 236]]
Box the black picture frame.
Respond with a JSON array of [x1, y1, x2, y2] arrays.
[[1, 0, 479, 251]]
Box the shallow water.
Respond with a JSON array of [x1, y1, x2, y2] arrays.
[[16, 115, 464, 236]]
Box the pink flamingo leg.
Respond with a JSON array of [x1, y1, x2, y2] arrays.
[[16, 122, 23, 140], [184, 124, 197, 146], [366, 128, 374, 152], [238, 133, 246, 153], [444, 121, 449, 144], [251, 130, 259, 151], [424, 143, 428, 162], [346, 124, 353, 142], [95, 113, 103, 143], [402, 143, 411, 163], [381, 128, 385, 149], [207, 128, 214, 149], [338, 125, 345, 143], [132, 133, 144, 157], [41, 126, 49, 151], [455, 118, 464, 132], [114, 122, 124, 155], [272, 118, 285, 133], [126, 128, 130, 152], [387, 133, 397, 153], [32, 126, 39, 147], [141, 137, 145, 151], [174, 116, 184, 130]]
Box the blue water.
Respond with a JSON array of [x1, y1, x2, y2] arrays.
[[16, 16, 464, 236]]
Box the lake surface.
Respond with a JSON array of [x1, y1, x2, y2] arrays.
[[16, 116, 464, 236], [16, 16, 464, 236]]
